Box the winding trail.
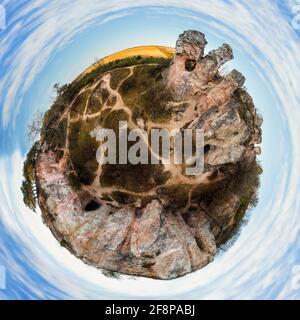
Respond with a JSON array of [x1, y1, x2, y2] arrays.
[[57, 64, 219, 203]]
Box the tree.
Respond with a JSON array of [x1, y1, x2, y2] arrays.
[[53, 83, 69, 96], [53, 83, 77, 107], [27, 110, 44, 141], [21, 141, 41, 211]]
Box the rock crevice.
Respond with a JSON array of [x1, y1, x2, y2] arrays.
[[31, 30, 262, 279]]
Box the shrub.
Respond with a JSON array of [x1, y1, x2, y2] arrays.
[[21, 141, 41, 211]]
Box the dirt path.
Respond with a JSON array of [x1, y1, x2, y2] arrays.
[[58, 64, 220, 200]]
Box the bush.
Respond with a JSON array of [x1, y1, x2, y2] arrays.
[[21, 141, 41, 211]]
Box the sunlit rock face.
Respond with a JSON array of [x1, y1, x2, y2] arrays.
[[25, 30, 262, 279]]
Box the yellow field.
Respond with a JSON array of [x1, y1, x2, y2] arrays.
[[82, 46, 175, 77]]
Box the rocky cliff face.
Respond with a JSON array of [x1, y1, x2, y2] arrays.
[[33, 30, 262, 279]]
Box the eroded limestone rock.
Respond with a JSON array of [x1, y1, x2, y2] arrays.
[[31, 30, 262, 279]]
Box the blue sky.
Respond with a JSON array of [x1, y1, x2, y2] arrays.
[[0, 0, 300, 300]]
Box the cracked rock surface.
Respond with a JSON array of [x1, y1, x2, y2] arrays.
[[33, 30, 262, 279]]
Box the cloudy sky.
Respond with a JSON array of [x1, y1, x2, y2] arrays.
[[0, 0, 300, 300]]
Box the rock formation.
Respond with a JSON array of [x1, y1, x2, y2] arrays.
[[24, 30, 262, 279]]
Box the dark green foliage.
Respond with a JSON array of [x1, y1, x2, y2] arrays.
[[21, 141, 41, 211], [54, 83, 78, 107], [41, 104, 65, 149], [54, 83, 69, 96]]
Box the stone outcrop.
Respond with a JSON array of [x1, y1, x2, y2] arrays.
[[33, 30, 262, 279], [36, 154, 215, 279]]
